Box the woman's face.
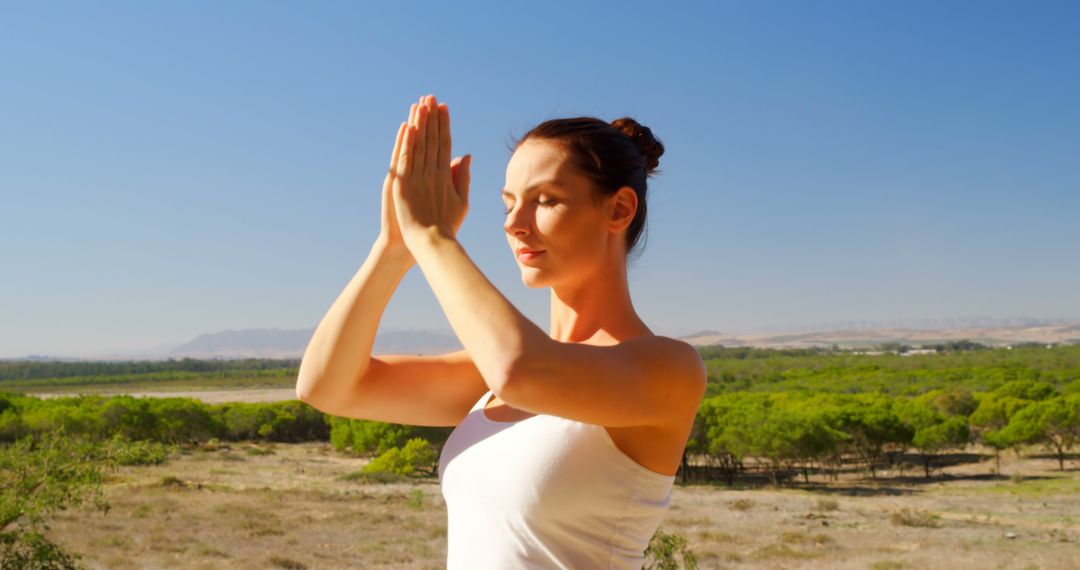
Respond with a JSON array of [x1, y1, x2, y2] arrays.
[[502, 139, 617, 288]]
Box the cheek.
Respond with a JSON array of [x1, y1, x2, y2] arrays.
[[537, 209, 602, 254]]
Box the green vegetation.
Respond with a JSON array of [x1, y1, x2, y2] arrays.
[[0, 393, 329, 445], [1, 427, 119, 569], [644, 529, 698, 569], [0, 344, 1077, 565], [326, 415, 448, 457], [359, 437, 439, 478], [0, 357, 300, 382], [698, 343, 1080, 396], [0, 357, 299, 393], [687, 380, 1077, 483], [1, 344, 1077, 486]]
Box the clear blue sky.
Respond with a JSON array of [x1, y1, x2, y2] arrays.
[[2, 0, 1078, 358]]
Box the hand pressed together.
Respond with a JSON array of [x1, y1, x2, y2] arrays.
[[387, 94, 471, 249]]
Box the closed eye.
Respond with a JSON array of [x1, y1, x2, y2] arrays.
[[504, 200, 556, 215]]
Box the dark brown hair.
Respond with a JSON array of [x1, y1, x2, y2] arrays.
[[509, 116, 665, 265]]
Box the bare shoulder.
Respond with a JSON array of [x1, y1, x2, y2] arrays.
[[623, 334, 707, 409], [625, 335, 706, 374]]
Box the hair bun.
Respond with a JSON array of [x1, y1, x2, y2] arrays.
[[610, 117, 664, 174]]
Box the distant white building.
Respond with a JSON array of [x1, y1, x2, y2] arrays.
[[900, 348, 938, 356]]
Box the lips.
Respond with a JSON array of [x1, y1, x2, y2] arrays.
[[516, 248, 545, 261]]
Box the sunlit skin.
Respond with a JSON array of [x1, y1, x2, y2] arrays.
[[388, 94, 706, 476], [502, 139, 650, 345]]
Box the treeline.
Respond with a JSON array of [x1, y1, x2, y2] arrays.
[[0, 393, 328, 444], [688, 380, 1079, 485], [0, 357, 301, 382], [0, 391, 449, 466], [2, 382, 1077, 487], [5, 344, 1077, 395], [699, 344, 1080, 396]]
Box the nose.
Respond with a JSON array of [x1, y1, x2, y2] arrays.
[[503, 204, 532, 238]]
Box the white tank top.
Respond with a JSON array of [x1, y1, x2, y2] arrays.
[[438, 388, 677, 569]]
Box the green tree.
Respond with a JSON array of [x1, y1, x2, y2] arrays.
[[830, 394, 911, 479], [912, 417, 970, 478], [896, 399, 969, 478], [969, 394, 1032, 471], [997, 395, 1080, 470], [0, 427, 119, 568], [916, 387, 978, 417], [992, 380, 1058, 401]]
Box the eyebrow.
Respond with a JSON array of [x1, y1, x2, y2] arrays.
[[501, 181, 562, 199]]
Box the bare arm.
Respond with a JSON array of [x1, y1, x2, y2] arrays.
[[296, 98, 472, 410], [295, 236, 414, 404], [296, 106, 419, 404]]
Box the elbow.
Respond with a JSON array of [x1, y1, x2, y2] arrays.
[[494, 330, 556, 403], [295, 365, 330, 405], [496, 359, 523, 401], [295, 374, 315, 403], [294, 377, 330, 413], [295, 381, 310, 403], [295, 353, 331, 403], [497, 345, 549, 403]]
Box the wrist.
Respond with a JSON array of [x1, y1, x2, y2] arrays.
[[405, 226, 456, 255], [372, 236, 415, 268]]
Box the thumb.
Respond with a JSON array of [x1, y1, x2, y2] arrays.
[[452, 154, 471, 205]]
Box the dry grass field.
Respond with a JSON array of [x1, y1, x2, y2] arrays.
[[35, 438, 1078, 569]]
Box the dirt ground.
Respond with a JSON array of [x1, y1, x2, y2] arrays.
[[29, 388, 299, 404], [36, 437, 1079, 570]]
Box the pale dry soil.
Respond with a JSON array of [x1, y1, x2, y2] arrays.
[[38, 442, 1080, 569], [29, 388, 298, 404]]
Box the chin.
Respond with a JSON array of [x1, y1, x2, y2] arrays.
[[518, 265, 555, 288], [519, 271, 547, 288]]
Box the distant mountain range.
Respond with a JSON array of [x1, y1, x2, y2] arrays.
[[679, 320, 1080, 349], [714, 315, 1079, 334], [6, 317, 1079, 361], [166, 327, 465, 360]]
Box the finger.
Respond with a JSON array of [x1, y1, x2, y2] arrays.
[[451, 156, 466, 203], [397, 125, 416, 178], [438, 103, 451, 171], [414, 105, 428, 173], [408, 103, 418, 129], [425, 95, 439, 174], [388, 121, 406, 173], [451, 155, 471, 206], [463, 154, 471, 205]]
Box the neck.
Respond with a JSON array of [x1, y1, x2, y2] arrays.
[[548, 252, 650, 345]]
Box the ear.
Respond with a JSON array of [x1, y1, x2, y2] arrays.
[[607, 186, 638, 234]]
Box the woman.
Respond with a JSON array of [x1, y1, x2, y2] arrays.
[[296, 94, 706, 569]]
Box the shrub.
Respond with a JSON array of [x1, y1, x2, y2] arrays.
[[0, 428, 117, 568], [889, 508, 940, 528], [360, 438, 437, 477], [101, 434, 178, 466], [644, 529, 698, 569], [0, 529, 83, 570]]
